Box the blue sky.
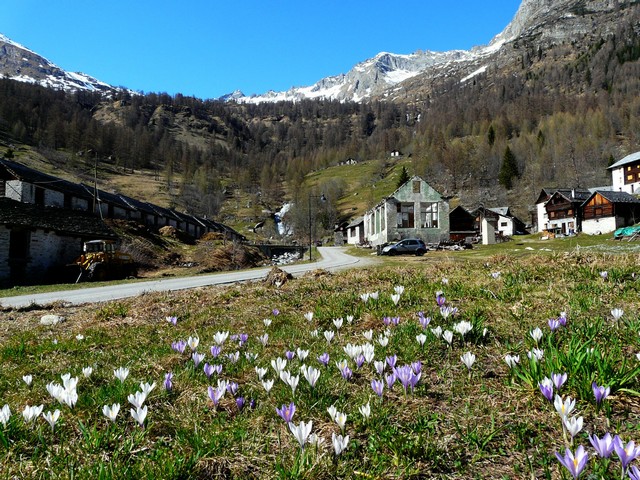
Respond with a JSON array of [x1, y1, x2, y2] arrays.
[[3, 1, 521, 100]]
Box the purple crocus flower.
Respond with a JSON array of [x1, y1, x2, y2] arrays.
[[276, 402, 295, 423], [238, 333, 249, 346], [164, 372, 173, 391], [385, 372, 396, 390], [630, 466, 640, 480], [272, 308, 280, 316], [395, 365, 415, 393], [192, 352, 205, 368], [592, 382, 610, 404], [555, 445, 588, 479], [383, 316, 391, 326], [210, 345, 222, 357], [285, 350, 295, 361], [386, 355, 397, 369], [340, 366, 353, 380], [538, 378, 554, 402], [411, 361, 422, 374], [417, 312, 431, 329], [371, 379, 384, 397], [230, 334, 239, 343], [548, 318, 560, 331], [318, 352, 330, 367], [249, 398, 257, 410], [552, 373, 567, 390], [558, 313, 567, 326], [207, 386, 225, 406], [203, 363, 215, 379], [355, 354, 365, 369], [236, 397, 245, 411], [166, 316, 178, 326], [435, 294, 446, 307], [171, 340, 187, 354], [212, 364, 223, 375], [589, 432, 614, 458], [613, 435, 640, 470], [227, 381, 238, 396]]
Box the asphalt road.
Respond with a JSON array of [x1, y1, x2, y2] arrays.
[[0, 247, 376, 309]]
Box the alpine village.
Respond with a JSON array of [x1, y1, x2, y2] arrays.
[[2, 1, 640, 479]]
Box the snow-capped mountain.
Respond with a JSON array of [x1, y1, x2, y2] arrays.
[[225, 0, 629, 104], [0, 33, 117, 94], [225, 23, 515, 104]]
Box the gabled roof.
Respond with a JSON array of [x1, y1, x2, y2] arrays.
[[487, 207, 511, 217], [535, 188, 557, 205], [608, 151, 640, 170], [367, 175, 443, 213], [582, 190, 640, 206], [0, 198, 116, 238], [549, 189, 592, 203], [0, 158, 92, 201], [346, 216, 364, 228]]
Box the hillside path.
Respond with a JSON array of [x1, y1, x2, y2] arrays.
[[0, 247, 378, 309]]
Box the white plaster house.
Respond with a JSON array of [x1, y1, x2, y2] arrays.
[[608, 151, 640, 194], [345, 217, 365, 245], [363, 176, 449, 246]]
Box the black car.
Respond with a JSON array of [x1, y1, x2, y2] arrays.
[[381, 238, 427, 256]]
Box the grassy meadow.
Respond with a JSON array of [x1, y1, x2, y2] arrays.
[[2, 246, 640, 479]]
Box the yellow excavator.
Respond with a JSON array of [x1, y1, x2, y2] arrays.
[[72, 240, 137, 283]]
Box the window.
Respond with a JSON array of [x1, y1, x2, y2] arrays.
[[397, 203, 414, 228], [412, 181, 421, 193], [9, 229, 30, 259], [628, 174, 634, 181], [34, 186, 44, 206], [500, 221, 508, 227], [420, 202, 438, 228]]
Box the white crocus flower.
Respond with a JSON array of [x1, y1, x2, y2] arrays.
[[332, 432, 350, 456], [530, 327, 543, 343], [461, 351, 476, 371], [82, 367, 93, 378], [443, 330, 454, 346], [102, 403, 120, 422], [130, 405, 147, 427], [43, 409, 61, 431], [288, 420, 313, 449], [304, 312, 314, 322], [358, 402, 371, 419], [114, 367, 130, 383], [261, 379, 274, 393]]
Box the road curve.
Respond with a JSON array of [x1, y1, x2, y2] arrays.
[[0, 247, 376, 309]]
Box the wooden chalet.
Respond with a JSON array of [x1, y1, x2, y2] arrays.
[[448, 206, 477, 242], [544, 189, 591, 234], [581, 191, 640, 235]]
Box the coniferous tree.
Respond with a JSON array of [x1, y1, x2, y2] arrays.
[[499, 146, 519, 190], [396, 166, 411, 189]]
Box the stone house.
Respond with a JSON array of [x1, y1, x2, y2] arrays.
[[345, 217, 365, 245], [363, 176, 449, 246], [0, 198, 116, 287]]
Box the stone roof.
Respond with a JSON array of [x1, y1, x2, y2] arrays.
[[0, 198, 116, 238]]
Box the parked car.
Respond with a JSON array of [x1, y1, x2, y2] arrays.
[[381, 238, 427, 256]]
